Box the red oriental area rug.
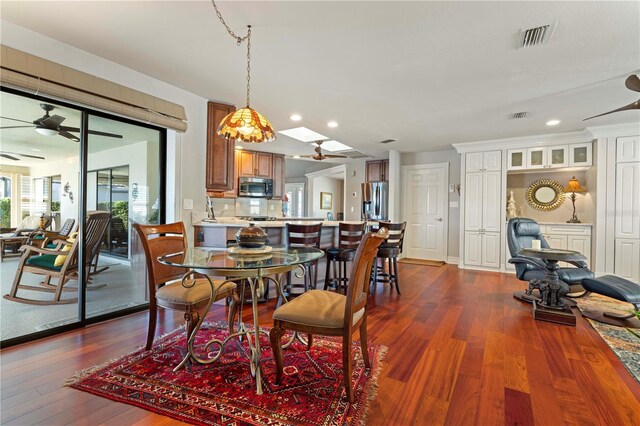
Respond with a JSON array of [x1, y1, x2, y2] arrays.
[[66, 321, 386, 425]]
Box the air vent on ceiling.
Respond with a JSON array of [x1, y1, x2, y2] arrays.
[[379, 138, 397, 144], [518, 22, 556, 49], [511, 112, 529, 119], [342, 150, 372, 159]]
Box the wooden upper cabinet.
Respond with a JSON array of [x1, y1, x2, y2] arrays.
[[238, 150, 272, 178], [272, 154, 285, 199], [366, 159, 389, 182], [205, 102, 236, 192]]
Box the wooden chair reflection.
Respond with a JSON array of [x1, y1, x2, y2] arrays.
[[4, 212, 110, 305]]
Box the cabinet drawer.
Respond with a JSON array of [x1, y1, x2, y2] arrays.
[[544, 224, 591, 236]]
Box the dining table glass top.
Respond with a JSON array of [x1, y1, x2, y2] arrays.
[[158, 245, 325, 270]]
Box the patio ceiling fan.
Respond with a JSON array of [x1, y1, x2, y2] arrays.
[[0, 151, 45, 161], [0, 103, 123, 141], [584, 74, 640, 120], [300, 140, 348, 161]]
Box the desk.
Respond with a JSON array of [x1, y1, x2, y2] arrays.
[[159, 245, 324, 394], [518, 248, 587, 325]]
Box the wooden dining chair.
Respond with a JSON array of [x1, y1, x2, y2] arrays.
[[324, 222, 366, 293], [134, 222, 238, 350], [269, 227, 389, 403]]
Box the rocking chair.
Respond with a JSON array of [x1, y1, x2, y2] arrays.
[[4, 212, 111, 305]]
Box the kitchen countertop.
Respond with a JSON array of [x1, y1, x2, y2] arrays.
[[195, 219, 368, 228]]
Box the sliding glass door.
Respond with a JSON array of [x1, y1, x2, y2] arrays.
[[0, 88, 165, 346]]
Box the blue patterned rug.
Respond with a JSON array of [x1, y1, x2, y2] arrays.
[[575, 294, 640, 382]]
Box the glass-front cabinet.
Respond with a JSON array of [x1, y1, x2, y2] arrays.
[[508, 143, 590, 171]]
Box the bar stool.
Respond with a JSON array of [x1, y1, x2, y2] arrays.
[[283, 223, 323, 300], [372, 222, 406, 294], [323, 222, 365, 293]]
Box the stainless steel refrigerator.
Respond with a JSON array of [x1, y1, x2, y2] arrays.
[[361, 182, 389, 220]]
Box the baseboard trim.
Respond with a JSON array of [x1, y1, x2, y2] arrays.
[[446, 256, 459, 265]]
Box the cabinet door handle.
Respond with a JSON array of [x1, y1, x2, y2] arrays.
[[436, 218, 443, 222]]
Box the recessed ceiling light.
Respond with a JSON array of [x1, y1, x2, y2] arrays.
[[546, 119, 561, 126], [290, 114, 302, 121], [316, 140, 352, 152], [278, 127, 328, 143], [327, 121, 338, 128], [30, 148, 42, 152], [293, 155, 300, 159]]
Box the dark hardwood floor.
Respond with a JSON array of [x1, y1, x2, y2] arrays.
[[1, 264, 638, 425]]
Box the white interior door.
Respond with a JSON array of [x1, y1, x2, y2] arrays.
[[284, 183, 305, 217], [403, 164, 448, 261]]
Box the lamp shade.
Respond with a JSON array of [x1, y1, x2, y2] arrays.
[[217, 107, 276, 143], [564, 176, 586, 193]]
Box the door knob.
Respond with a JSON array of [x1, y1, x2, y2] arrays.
[[436, 218, 443, 222]]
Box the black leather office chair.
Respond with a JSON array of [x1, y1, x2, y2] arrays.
[[507, 218, 594, 302]]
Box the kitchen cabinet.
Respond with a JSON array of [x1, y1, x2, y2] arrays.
[[238, 150, 272, 178], [205, 102, 236, 192], [614, 137, 640, 281], [366, 160, 389, 182], [271, 154, 285, 200], [616, 136, 640, 162], [507, 149, 526, 170]]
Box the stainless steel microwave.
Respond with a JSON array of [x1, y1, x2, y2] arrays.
[[238, 177, 274, 198]]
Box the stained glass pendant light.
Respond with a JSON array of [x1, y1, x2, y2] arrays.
[[211, 1, 275, 143]]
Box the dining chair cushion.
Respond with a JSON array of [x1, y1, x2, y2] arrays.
[[26, 254, 62, 271], [273, 289, 364, 328], [156, 278, 235, 310]]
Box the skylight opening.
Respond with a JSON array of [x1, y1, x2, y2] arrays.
[[278, 127, 328, 143]]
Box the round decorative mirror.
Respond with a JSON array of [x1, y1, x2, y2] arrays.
[[525, 179, 565, 211]]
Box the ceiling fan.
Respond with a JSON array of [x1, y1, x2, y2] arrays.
[[0, 103, 123, 141], [0, 151, 45, 161], [584, 74, 640, 120], [300, 140, 348, 161]]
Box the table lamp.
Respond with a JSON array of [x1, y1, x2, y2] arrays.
[[564, 176, 586, 223]]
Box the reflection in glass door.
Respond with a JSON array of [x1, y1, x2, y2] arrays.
[[90, 166, 130, 257]]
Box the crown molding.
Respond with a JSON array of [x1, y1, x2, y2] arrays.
[[586, 122, 640, 138], [452, 129, 595, 153]]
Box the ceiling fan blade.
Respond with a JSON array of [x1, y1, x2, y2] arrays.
[[0, 125, 35, 129], [58, 130, 80, 142], [583, 99, 640, 120], [40, 114, 65, 128], [625, 74, 640, 93], [88, 129, 123, 139], [0, 116, 34, 124], [17, 153, 46, 160], [59, 126, 124, 139], [324, 154, 347, 158], [0, 153, 20, 161]]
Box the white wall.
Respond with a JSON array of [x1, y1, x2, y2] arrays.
[[1, 20, 210, 244], [344, 160, 366, 221], [401, 149, 461, 258], [311, 177, 344, 219]]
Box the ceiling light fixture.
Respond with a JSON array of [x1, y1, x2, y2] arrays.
[[546, 119, 561, 126], [211, 1, 275, 143], [290, 114, 302, 121], [30, 148, 42, 152], [293, 155, 300, 159], [327, 121, 338, 128]]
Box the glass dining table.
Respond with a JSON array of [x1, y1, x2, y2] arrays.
[[158, 245, 325, 395]]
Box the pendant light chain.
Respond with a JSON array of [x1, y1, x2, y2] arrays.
[[211, 0, 252, 107]]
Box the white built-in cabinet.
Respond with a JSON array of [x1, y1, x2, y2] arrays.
[[614, 136, 640, 282], [507, 143, 592, 171], [464, 151, 502, 268]]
